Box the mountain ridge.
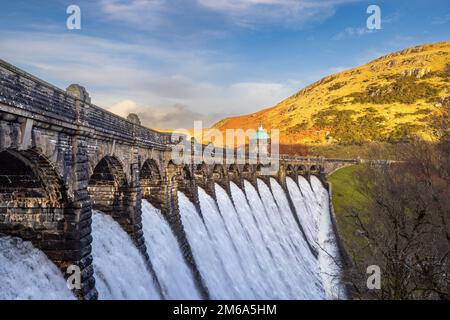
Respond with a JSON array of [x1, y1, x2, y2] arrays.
[[213, 41, 450, 146]]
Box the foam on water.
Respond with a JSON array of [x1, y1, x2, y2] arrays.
[[229, 182, 286, 299], [309, 176, 346, 300], [286, 177, 319, 249], [256, 179, 324, 299], [91, 211, 161, 300], [141, 199, 201, 299], [197, 187, 252, 299], [0, 235, 75, 300], [214, 184, 267, 299], [178, 191, 234, 299]]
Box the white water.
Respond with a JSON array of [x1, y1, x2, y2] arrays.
[[229, 182, 286, 299], [269, 178, 325, 296], [141, 199, 201, 299], [286, 177, 319, 249], [309, 176, 346, 299], [178, 191, 234, 299], [0, 235, 75, 300], [91, 211, 161, 300], [197, 187, 252, 299], [256, 179, 324, 299], [0, 175, 344, 300], [214, 184, 268, 299]]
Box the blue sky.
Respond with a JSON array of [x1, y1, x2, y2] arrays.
[[0, 0, 449, 128]]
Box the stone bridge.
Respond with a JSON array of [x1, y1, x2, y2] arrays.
[[0, 60, 358, 299]]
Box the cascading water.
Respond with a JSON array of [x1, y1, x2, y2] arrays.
[[0, 235, 75, 300], [0, 175, 344, 300], [286, 177, 319, 249], [141, 199, 201, 299], [91, 211, 161, 300], [256, 179, 324, 299], [309, 176, 346, 300], [178, 191, 234, 299], [214, 184, 268, 299], [269, 178, 325, 294], [228, 182, 284, 299], [196, 187, 253, 299]]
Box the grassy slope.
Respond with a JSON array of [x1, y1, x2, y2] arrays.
[[213, 42, 450, 147], [328, 164, 370, 260]]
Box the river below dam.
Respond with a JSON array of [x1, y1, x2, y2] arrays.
[[0, 176, 345, 300]]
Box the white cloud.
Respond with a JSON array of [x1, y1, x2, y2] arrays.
[[432, 13, 450, 25], [332, 26, 375, 40], [196, 0, 359, 27], [99, 0, 359, 29], [0, 30, 295, 128]]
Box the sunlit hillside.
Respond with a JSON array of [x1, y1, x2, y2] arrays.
[[213, 42, 450, 147]]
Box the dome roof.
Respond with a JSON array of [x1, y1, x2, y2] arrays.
[[251, 124, 269, 140]]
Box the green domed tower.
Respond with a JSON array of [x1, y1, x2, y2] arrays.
[[250, 123, 271, 160]]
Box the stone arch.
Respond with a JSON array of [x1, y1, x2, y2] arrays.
[[87, 150, 131, 186], [193, 162, 210, 194], [212, 164, 228, 192], [141, 159, 163, 209], [286, 164, 294, 175], [310, 164, 322, 174], [195, 162, 209, 178], [212, 164, 225, 181], [87, 156, 135, 231], [227, 164, 242, 189], [0, 148, 78, 270], [166, 160, 179, 182], [241, 163, 255, 185], [298, 164, 307, 174], [255, 164, 264, 176], [175, 164, 199, 205]]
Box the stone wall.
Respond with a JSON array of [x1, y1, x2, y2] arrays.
[[0, 59, 358, 300]]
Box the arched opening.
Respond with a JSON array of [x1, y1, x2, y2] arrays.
[[0, 149, 70, 257], [141, 159, 163, 209], [310, 165, 320, 174], [88, 156, 127, 217], [212, 164, 224, 181], [286, 164, 295, 176], [298, 164, 307, 174], [166, 160, 178, 182], [256, 164, 264, 176]]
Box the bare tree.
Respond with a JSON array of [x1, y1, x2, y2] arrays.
[[343, 109, 450, 299]]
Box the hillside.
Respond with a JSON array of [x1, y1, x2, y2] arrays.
[[213, 42, 450, 147]]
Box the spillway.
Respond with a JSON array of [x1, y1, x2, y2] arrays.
[[0, 235, 74, 300], [0, 175, 344, 300], [141, 199, 201, 299], [91, 211, 161, 300]]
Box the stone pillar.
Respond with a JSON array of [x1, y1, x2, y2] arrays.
[[126, 152, 164, 297], [66, 135, 98, 300], [162, 167, 210, 300]]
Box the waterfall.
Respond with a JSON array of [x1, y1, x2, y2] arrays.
[[309, 176, 346, 300], [228, 182, 283, 299], [178, 191, 234, 299], [214, 184, 268, 299], [256, 179, 324, 299], [196, 187, 253, 299], [0, 175, 344, 300], [91, 211, 161, 300], [141, 199, 201, 299], [269, 178, 325, 294], [286, 177, 319, 250], [0, 235, 74, 300]]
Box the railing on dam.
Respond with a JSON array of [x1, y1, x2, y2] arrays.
[[0, 59, 172, 147]]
